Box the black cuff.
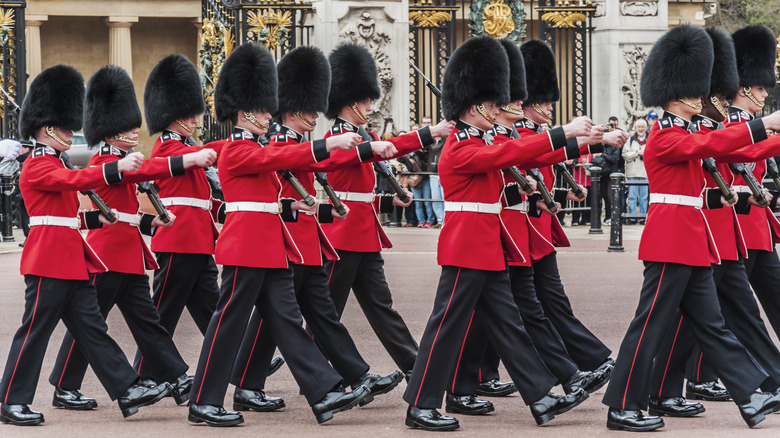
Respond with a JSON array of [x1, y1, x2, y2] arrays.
[[417, 126, 434, 146], [217, 203, 227, 224], [140, 213, 156, 235], [771, 191, 780, 212], [378, 195, 394, 214], [104, 160, 122, 184], [735, 192, 752, 215], [548, 126, 568, 150], [357, 142, 374, 162], [747, 119, 768, 144], [318, 203, 334, 223], [169, 156, 186, 176], [504, 183, 523, 206], [588, 144, 604, 154], [84, 210, 103, 229], [280, 198, 298, 222], [527, 194, 543, 217], [312, 139, 329, 162], [553, 188, 568, 204], [705, 188, 724, 209], [564, 137, 581, 160]]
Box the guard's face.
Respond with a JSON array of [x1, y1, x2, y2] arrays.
[[355, 98, 373, 116], [48, 127, 74, 151], [180, 116, 198, 132], [110, 128, 140, 150], [248, 109, 272, 135]]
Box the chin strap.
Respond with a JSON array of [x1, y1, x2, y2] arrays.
[[350, 103, 369, 123], [678, 98, 703, 111], [175, 119, 195, 135], [295, 111, 316, 129], [500, 104, 524, 116], [113, 133, 139, 145], [531, 103, 552, 124], [243, 111, 269, 131], [476, 104, 495, 124], [743, 86, 765, 109], [45, 126, 71, 147], [709, 96, 728, 119]]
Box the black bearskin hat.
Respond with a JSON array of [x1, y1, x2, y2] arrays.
[[215, 42, 278, 122], [326, 43, 381, 119], [441, 36, 510, 121], [500, 39, 527, 102], [732, 25, 777, 88], [640, 25, 713, 108], [277, 46, 330, 115], [706, 27, 739, 99], [20, 65, 85, 140], [520, 40, 559, 106], [144, 54, 204, 134], [84, 65, 142, 147]]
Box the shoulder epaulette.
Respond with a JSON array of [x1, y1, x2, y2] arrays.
[[231, 130, 254, 141], [330, 125, 343, 135], [727, 112, 744, 123], [455, 130, 471, 141], [31, 148, 46, 158], [161, 131, 183, 142], [658, 117, 674, 130], [274, 133, 290, 143]]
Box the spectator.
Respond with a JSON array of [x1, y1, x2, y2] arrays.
[[571, 155, 593, 226], [591, 117, 623, 224], [622, 119, 649, 224], [422, 116, 445, 228], [647, 111, 659, 126]]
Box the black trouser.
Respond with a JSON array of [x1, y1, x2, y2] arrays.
[[49, 271, 188, 390], [0, 276, 138, 404], [190, 266, 342, 407], [403, 266, 555, 408], [743, 247, 780, 339], [324, 250, 418, 372], [532, 252, 611, 371], [450, 265, 579, 395], [685, 344, 718, 384], [602, 262, 767, 411], [231, 263, 370, 390], [133, 252, 218, 377]]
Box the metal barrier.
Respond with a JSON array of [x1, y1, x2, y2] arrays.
[[608, 173, 650, 252]]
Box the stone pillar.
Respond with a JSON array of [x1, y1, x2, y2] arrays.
[[25, 15, 48, 87], [106, 16, 139, 78]]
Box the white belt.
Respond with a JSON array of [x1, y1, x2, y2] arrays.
[[444, 201, 502, 214], [161, 197, 211, 210], [224, 201, 281, 214], [29, 216, 80, 229], [731, 185, 752, 194], [649, 193, 703, 209], [115, 212, 142, 226], [334, 191, 374, 203], [504, 201, 529, 213]]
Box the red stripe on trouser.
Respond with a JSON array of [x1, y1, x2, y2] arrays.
[[195, 267, 239, 403], [622, 263, 666, 410], [657, 315, 684, 398], [414, 268, 461, 406], [58, 275, 97, 387], [697, 353, 704, 382], [4, 278, 42, 404], [139, 253, 174, 374], [238, 318, 264, 388], [451, 310, 475, 394], [327, 260, 336, 283]]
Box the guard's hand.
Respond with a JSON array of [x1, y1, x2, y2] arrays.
[[99, 209, 120, 225], [578, 124, 604, 146], [429, 120, 456, 139], [152, 212, 176, 227], [327, 133, 361, 152], [761, 111, 780, 131], [292, 199, 318, 213], [604, 129, 630, 147], [748, 188, 772, 207], [521, 175, 538, 196], [0, 139, 22, 160], [722, 189, 738, 206], [189, 148, 217, 168], [118, 152, 144, 173], [371, 141, 397, 159], [332, 204, 350, 220], [536, 200, 561, 216], [393, 189, 414, 207], [563, 116, 593, 138], [567, 186, 587, 201]]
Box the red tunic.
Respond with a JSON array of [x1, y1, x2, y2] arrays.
[[85, 144, 187, 274], [214, 128, 331, 269]]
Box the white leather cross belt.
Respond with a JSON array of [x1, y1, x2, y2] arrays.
[[444, 201, 502, 214], [333, 191, 374, 203], [29, 216, 80, 228], [115, 212, 142, 226], [224, 201, 281, 214], [161, 197, 211, 210], [649, 193, 703, 209], [503, 201, 529, 213]]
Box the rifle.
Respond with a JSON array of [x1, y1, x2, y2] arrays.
[[60, 152, 117, 223], [315, 172, 347, 216], [553, 162, 586, 200], [504, 166, 534, 193], [408, 59, 442, 98], [765, 158, 780, 192], [279, 169, 316, 207], [526, 168, 558, 213], [730, 162, 769, 207], [354, 124, 411, 203], [701, 158, 736, 206], [137, 181, 171, 223]]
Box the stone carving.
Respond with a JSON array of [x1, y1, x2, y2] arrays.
[[620, 45, 652, 129], [593, 1, 606, 17], [619, 1, 658, 16], [199, 18, 234, 117], [340, 11, 392, 128]]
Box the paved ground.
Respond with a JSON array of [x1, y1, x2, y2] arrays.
[[0, 223, 778, 436]]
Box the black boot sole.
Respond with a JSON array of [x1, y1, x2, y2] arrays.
[[268, 357, 285, 377], [0, 414, 44, 426], [648, 406, 705, 417], [173, 391, 189, 406], [188, 413, 244, 427], [51, 399, 98, 410], [405, 416, 460, 431], [359, 372, 405, 407], [445, 404, 495, 416], [121, 386, 172, 418], [475, 387, 517, 397], [686, 391, 731, 402], [743, 402, 780, 428], [233, 401, 286, 412], [314, 387, 369, 424], [607, 419, 665, 431], [533, 392, 589, 426]]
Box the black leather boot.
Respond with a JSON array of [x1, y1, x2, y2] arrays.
[[0, 404, 44, 426], [405, 406, 459, 431], [188, 403, 244, 427], [268, 356, 285, 377], [738, 391, 780, 428], [686, 380, 730, 401], [52, 387, 98, 410], [117, 381, 172, 418], [648, 396, 704, 417], [562, 370, 610, 394], [171, 374, 193, 405], [233, 388, 285, 412], [475, 378, 517, 397], [311, 385, 369, 424], [606, 407, 664, 431], [351, 370, 404, 406], [445, 393, 494, 415], [529, 389, 588, 425]]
